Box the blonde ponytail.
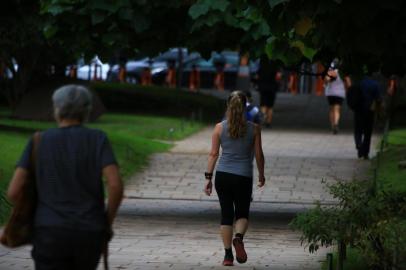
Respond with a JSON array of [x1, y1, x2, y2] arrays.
[[226, 91, 247, 139]]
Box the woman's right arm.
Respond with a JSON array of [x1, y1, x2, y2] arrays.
[[204, 123, 222, 196], [254, 124, 265, 187]]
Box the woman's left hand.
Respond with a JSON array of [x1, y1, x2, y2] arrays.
[[204, 180, 213, 196]]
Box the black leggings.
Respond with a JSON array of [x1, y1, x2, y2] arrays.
[[215, 171, 253, 226]]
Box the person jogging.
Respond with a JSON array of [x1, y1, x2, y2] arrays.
[[324, 59, 346, 134]]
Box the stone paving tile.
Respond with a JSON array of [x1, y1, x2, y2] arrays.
[[0, 200, 331, 270], [99, 200, 332, 270], [125, 153, 372, 204]]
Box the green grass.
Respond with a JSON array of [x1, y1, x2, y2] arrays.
[[387, 128, 406, 145], [0, 109, 205, 224], [0, 132, 29, 223], [0, 113, 203, 141], [377, 128, 406, 192]]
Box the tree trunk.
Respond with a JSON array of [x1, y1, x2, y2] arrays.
[[7, 52, 39, 109]]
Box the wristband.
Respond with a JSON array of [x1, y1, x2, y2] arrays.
[[205, 172, 213, 180]]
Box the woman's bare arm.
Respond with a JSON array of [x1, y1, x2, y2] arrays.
[[254, 124, 265, 187], [207, 123, 221, 173], [204, 123, 222, 196]]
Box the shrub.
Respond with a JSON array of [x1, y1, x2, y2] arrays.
[[291, 179, 406, 269], [91, 82, 225, 122]]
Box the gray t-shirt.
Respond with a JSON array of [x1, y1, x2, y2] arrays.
[[17, 125, 117, 231], [216, 120, 255, 177]]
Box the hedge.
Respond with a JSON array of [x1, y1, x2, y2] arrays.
[[91, 82, 226, 123]]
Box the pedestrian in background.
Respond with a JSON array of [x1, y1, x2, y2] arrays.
[[236, 54, 251, 92], [6, 85, 123, 269], [245, 91, 261, 124], [204, 91, 265, 266], [354, 72, 382, 159], [256, 55, 280, 128], [324, 58, 346, 134]]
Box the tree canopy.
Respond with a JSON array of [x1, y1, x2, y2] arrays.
[[40, 0, 193, 60], [1, 0, 406, 107], [188, 0, 406, 76]]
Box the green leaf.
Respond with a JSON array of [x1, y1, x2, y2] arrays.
[[209, 0, 229, 12], [102, 33, 118, 46], [268, 0, 290, 8], [46, 5, 66, 15], [266, 37, 302, 65], [258, 21, 271, 36], [88, 1, 121, 13], [205, 12, 222, 27], [189, 2, 210, 19], [190, 19, 206, 32], [224, 12, 238, 25], [242, 7, 262, 22], [291, 40, 317, 60], [265, 37, 283, 60], [294, 17, 313, 36], [133, 13, 150, 33], [91, 11, 105, 25], [43, 25, 58, 39], [239, 19, 253, 31], [119, 8, 133, 21]]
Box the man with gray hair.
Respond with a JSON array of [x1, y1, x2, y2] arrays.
[[7, 84, 123, 269], [52, 84, 93, 122]]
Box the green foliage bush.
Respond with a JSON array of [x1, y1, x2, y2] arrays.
[[92, 83, 225, 123], [291, 179, 406, 269], [321, 247, 368, 270]]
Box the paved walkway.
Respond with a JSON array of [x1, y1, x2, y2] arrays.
[[0, 93, 378, 270]]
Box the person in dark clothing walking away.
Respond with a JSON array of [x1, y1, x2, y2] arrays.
[[204, 91, 265, 266], [7, 85, 124, 270], [352, 75, 382, 159], [256, 55, 280, 127]]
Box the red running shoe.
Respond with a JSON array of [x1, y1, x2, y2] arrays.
[[233, 237, 247, 263], [222, 257, 234, 266]]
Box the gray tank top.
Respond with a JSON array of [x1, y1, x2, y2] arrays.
[[217, 120, 255, 177]]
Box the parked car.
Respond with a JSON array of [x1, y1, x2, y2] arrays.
[[153, 51, 259, 90], [106, 49, 259, 89], [107, 48, 195, 83]]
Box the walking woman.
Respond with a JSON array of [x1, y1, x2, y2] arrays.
[[204, 91, 265, 266], [6, 85, 123, 269], [324, 59, 346, 134]]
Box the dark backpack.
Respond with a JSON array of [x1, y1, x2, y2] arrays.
[[346, 82, 362, 111]]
